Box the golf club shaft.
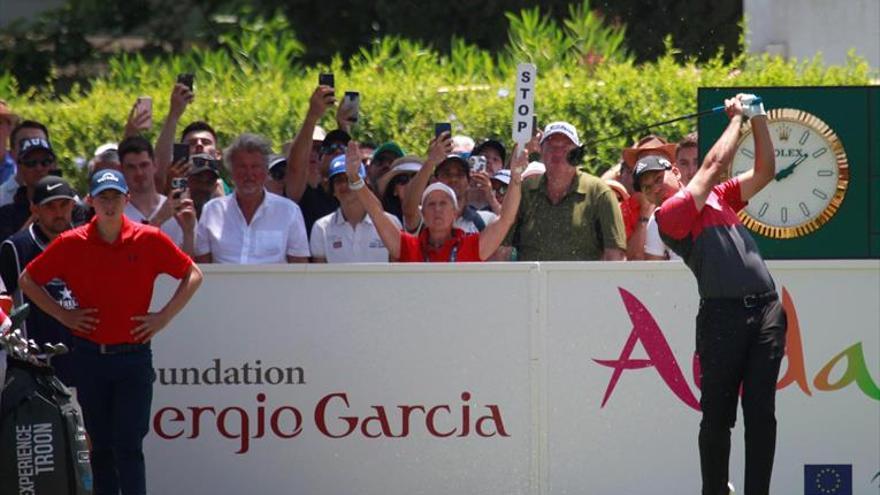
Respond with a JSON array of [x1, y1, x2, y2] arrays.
[[590, 105, 723, 146]]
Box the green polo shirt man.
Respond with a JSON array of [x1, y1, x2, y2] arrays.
[[510, 122, 626, 261]]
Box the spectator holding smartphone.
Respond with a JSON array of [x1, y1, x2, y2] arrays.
[[118, 136, 196, 256], [309, 155, 402, 262], [348, 141, 523, 262], [401, 131, 498, 234]]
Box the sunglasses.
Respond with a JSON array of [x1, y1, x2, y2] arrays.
[[391, 175, 412, 187], [320, 143, 347, 155], [21, 158, 55, 168]]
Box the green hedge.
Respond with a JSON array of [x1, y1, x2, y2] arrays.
[[2, 21, 875, 193]]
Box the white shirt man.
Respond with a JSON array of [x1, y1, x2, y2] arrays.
[[196, 191, 310, 264], [195, 133, 310, 264], [310, 209, 401, 262]]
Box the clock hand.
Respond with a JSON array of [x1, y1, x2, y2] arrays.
[[774, 154, 808, 181]]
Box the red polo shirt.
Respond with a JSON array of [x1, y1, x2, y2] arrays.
[[25, 215, 193, 344], [398, 228, 482, 262]]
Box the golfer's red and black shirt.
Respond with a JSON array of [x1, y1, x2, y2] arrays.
[[655, 177, 775, 299]]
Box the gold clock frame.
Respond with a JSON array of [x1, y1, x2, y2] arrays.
[[734, 108, 849, 239]]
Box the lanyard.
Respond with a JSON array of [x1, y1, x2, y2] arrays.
[[422, 235, 461, 262]]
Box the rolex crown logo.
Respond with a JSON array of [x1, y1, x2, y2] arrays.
[[777, 124, 791, 141]]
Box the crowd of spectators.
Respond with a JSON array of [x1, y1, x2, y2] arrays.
[[0, 84, 704, 268]]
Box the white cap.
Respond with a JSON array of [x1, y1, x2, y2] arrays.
[[522, 161, 546, 179], [540, 121, 581, 146], [312, 125, 327, 142], [94, 142, 118, 157], [491, 169, 511, 185], [421, 182, 459, 211], [452, 135, 475, 154]]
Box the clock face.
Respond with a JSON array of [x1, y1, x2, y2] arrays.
[[730, 108, 849, 239]]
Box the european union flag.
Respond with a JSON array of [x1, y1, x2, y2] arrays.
[[804, 464, 852, 495]]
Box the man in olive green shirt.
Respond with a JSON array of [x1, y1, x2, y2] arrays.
[[510, 122, 627, 261]]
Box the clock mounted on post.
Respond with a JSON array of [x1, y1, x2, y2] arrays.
[[730, 108, 850, 239]]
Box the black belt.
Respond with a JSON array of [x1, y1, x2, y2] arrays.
[[702, 290, 778, 308], [74, 337, 150, 355]]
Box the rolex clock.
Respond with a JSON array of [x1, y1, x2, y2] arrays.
[[730, 108, 849, 239]]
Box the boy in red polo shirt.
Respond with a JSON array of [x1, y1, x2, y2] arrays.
[[19, 168, 203, 495]]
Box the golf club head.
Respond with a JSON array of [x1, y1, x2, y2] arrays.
[[52, 342, 69, 355]]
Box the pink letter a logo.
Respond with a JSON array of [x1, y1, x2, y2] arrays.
[[594, 288, 700, 411]]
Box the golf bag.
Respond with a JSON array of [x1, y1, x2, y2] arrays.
[[0, 359, 93, 494]]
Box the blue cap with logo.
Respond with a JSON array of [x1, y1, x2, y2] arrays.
[[89, 169, 129, 196], [328, 154, 365, 180]]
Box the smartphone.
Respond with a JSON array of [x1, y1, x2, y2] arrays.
[[532, 115, 539, 136], [177, 73, 194, 91], [172, 143, 190, 165], [171, 177, 188, 190], [434, 122, 452, 139], [136, 96, 153, 128], [468, 155, 487, 174], [342, 91, 360, 124], [319, 73, 334, 88], [171, 177, 188, 199]]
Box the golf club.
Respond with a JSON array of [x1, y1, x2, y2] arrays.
[[566, 97, 763, 165]]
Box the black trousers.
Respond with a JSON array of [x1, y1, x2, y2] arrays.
[[696, 294, 787, 495]]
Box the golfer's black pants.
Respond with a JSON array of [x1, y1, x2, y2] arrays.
[[696, 294, 787, 495]]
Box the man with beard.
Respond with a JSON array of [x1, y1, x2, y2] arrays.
[[0, 176, 80, 385]]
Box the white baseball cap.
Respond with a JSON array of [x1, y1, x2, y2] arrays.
[[540, 121, 581, 146]]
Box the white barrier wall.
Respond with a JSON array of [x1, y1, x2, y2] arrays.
[[145, 261, 880, 495]]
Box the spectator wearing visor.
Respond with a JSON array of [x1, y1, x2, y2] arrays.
[[310, 155, 402, 263], [376, 156, 423, 225], [508, 121, 626, 261], [368, 141, 405, 192], [345, 142, 524, 262], [490, 169, 512, 206], [402, 131, 498, 235], [265, 154, 287, 196], [196, 133, 310, 264]]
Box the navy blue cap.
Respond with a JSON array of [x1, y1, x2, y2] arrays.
[[18, 138, 56, 161], [90, 169, 129, 196]]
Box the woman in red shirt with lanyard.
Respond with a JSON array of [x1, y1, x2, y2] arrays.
[[344, 141, 523, 262]]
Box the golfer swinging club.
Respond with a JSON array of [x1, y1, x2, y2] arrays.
[[632, 93, 786, 495]]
